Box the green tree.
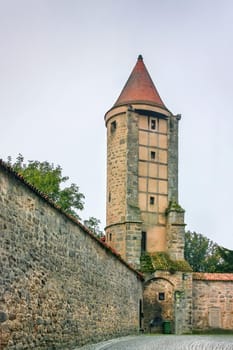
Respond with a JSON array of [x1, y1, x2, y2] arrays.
[[84, 216, 103, 237], [7, 154, 85, 219], [217, 247, 233, 272], [184, 231, 220, 272]]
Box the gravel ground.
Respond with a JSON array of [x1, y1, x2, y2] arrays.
[[75, 335, 233, 350]]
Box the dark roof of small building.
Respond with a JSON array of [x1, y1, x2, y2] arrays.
[[114, 55, 166, 109], [193, 272, 233, 281], [0, 159, 144, 281]]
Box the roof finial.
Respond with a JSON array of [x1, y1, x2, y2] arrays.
[[138, 54, 143, 61]]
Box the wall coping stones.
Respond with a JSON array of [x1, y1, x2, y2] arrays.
[[193, 272, 233, 281]]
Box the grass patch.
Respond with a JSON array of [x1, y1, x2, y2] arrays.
[[192, 328, 233, 335]]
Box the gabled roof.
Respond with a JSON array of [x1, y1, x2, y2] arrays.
[[114, 55, 166, 109]]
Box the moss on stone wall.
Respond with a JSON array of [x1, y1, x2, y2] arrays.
[[140, 252, 192, 274], [166, 200, 185, 214], [140, 253, 154, 273]]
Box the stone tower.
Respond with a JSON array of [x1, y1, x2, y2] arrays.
[[105, 55, 185, 268]]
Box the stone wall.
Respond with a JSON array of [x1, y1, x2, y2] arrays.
[[105, 106, 142, 267], [105, 108, 127, 227], [105, 107, 128, 259], [168, 114, 180, 203], [166, 207, 185, 261], [192, 273, 233, 330], [0, 162, 143, 349]]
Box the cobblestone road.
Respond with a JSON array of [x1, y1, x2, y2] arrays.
[[76, 335, 233, 350]]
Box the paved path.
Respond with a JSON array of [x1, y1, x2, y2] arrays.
[[76, 335, 233, 350]]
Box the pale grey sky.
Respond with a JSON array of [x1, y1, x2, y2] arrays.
[[0, 0, 233, 249]]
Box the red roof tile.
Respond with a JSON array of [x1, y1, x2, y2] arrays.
[[193, 273, 233, 281], [114, 55, 166, 108]]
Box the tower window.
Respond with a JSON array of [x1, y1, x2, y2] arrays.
[[151, 151, 156, 160], [150, 119, 156, 130], [109, 233, 112, 241], [141, 231, 147, 253], [150, 196, 155, 205], [111, 120, 117, 133]]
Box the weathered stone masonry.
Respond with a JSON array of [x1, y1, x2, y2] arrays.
[[192, 273, 233, 330], [1, 55, 233, 350], [0, 162, 143, 349], [104, 55, 233, 335]]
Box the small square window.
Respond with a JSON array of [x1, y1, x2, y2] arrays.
[[150, 196, 155, 205], [151, 119, 156, 130], [151, 151, 156, 160], [111, 121, 117, 133], [159, 292, 165, 301]]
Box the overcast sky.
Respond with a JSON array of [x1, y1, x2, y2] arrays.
[[1, 0, 233, 249]]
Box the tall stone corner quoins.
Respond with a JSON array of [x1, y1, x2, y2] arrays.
[[104, 55, 192, 334]]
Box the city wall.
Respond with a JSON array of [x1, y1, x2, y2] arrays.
[[1, 160, 233, 350], [0, 161, 143, 349]]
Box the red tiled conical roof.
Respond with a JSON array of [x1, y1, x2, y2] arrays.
[[114, 55, 166, 108]]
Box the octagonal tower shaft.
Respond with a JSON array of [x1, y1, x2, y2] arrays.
[[105, 56, 182, 267]]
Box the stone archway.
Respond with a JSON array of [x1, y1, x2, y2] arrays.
[[143, 277, 174, 333]]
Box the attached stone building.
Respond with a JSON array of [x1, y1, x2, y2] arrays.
[[193, 273, 233, 330]]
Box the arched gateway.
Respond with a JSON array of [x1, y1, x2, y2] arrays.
[[143, 277, 174, 333]]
